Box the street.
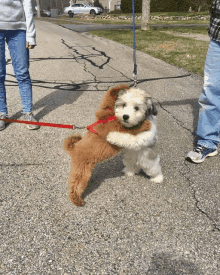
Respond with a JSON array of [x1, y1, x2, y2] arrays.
[[0, 20, 219, 274]]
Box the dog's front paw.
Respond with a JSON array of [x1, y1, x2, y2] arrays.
[[125, 171, 135, 177], [106, 132, 118, 144], [150, 174, 163, 183]]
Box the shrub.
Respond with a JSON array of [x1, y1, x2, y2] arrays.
[[151, 0, 178, 12], [151, 0, 210, 12], [109, 9, 124, 14], [179, 0, 192, 12], [94, 0, 104, 9]]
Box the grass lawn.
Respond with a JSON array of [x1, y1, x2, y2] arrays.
[[163, 26, 208, 35], [89, 28, 209, 75], [82, 18, 209, 25], [150, 11, 210, 17]]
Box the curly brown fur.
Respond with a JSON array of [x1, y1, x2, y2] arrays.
[[63, 135, 82, 154], [65, 131, 120, 206], [63, 85, 151, 206]]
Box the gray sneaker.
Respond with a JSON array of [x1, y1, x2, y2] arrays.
[[23, 112, 40, 130], [0, 113, 8, 131], [187, 144, 218, 163]]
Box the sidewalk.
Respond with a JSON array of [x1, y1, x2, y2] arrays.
[[0, 20, 219, 274]]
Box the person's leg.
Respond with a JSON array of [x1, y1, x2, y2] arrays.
[[0, 31, 7, 115], [196, 39, 220, 149], [6, 30, 39, 129], [6, 29, 32, 113], [0, 31, 8, 130], [187, 40, 220, 163]]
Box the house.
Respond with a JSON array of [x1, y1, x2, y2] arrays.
[[99, 0, 121, 12]]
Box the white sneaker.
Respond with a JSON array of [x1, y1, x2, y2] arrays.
[[187, 144, 218, 163]]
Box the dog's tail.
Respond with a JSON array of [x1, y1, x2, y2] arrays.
[[63, 134, 82, 153]]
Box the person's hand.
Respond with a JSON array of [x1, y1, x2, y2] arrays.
[[26, 42, 35, 49]]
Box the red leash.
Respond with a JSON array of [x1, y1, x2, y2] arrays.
[[0, 118, 74, 129], [0, 109, 116, 130]]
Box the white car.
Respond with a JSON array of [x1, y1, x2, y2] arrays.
[[64, 4, 102, 16], [33, 9, 51, 17]]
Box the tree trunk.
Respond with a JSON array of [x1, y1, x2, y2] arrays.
[[36, 0, 41, 17], [198, 5, 202, 12], [141, 0, 150, 31]]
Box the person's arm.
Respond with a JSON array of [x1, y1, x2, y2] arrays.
[[22, 0, 36, 46], [107, 123, 157, 151]]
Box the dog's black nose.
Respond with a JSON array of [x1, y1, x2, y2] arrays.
[[123, 114, 129, 121]]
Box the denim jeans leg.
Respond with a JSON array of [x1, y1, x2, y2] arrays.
[[6, 30, 32, 114], [0, 31, 7, 114], [196, 40, 220, 150]]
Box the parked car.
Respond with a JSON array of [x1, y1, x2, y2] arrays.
[[42, 10, 51, 17], [33, 9, 51, 17], [64, 4, 102, 17]]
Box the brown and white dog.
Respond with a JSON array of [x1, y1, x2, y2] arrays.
[[107, 87, 163, 183]]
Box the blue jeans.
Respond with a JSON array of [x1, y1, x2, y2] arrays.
[[0, 30, 32, 115], [197, 39, 220, 149]]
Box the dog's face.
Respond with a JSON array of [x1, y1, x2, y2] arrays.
[[115, 88, 157, 128]]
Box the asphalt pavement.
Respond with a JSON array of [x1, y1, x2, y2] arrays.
[[0, 20, 219, 274]]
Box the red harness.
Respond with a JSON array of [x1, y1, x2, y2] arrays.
[[87, 116, 117, 134], [87, 109, 116, 134]]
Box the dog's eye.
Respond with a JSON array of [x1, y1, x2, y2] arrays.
[[122, 103, 126, 108], [134, 106, 139, 111]]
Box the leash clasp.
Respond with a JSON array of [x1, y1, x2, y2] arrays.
[[133, 64, 137, 87]]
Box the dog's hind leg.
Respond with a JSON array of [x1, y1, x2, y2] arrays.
[[142, 156, 163, 183], [122, 151, 140, 176], [68, 163, 93, 206]]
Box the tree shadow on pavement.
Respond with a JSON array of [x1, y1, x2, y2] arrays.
[[147, 253, 203, 275], [5, 67, 199, 144], [10, 82, 88, 121], [33, 82, 88, 120]]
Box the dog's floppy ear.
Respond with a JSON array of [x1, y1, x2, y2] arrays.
[[100, 84, 130, 110], [145, 97, 158, 116], [109, 84, 130, 100]]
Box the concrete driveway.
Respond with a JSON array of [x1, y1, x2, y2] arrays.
[[0, 20, 219, 274]]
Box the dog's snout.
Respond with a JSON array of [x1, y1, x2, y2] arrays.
[[123, 114, 129, 121]]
